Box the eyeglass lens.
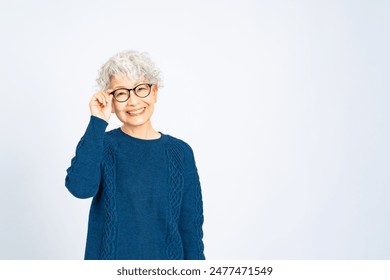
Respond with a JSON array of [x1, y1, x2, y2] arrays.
[[113, 84, 151, 102]]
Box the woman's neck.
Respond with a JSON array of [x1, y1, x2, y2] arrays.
[[121, 122, 161, 140]]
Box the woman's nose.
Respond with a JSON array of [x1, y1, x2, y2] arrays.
[[127, 91, 140, 105]]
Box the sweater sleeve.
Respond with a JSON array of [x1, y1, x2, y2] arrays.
[[65, 116, 108, 199], [179, 147, 205, 260]]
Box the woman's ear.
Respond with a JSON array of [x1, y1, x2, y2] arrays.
[[152, 85, 158, 103], [111, 97, 115, 113], [108, 90, 115, 113]]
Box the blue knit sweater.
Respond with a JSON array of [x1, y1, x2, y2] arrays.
[[65, 116, 205, 260]]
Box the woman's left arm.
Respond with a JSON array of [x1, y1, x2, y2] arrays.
[[179, 148, 206, 260]]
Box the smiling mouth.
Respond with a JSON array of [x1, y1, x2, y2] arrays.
[[127, 107, 146, 116]]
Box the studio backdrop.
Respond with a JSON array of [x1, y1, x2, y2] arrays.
[[0, 0, 389, 259]]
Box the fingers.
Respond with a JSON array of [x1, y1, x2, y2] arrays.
[[105, 89, 114, 95], [103, 90, 114, 106], [92, 90, 112, 107], [89, 90, 114, 122]]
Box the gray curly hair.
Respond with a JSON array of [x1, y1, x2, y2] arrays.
[[96, 50, 163, 90]]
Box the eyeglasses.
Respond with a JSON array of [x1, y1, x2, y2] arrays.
[[111, 83, 153, 102]]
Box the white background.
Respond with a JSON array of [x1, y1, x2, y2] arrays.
[[0, 0, 389, 259]]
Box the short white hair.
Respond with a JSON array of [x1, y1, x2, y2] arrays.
[[96, 50, 163, 90]]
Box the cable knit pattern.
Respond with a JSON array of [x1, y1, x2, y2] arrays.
[[165, 142, 185, 259], [65, 116, 205, 260], [100, 143, 117, 259], [193, 179, 205, 259]]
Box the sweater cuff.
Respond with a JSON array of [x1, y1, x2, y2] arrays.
[[91, 115, 108, 124], [85, 115, 109, 141], [90, 115, 108, 129]]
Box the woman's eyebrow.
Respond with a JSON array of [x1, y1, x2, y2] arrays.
[[113, 82, 147, 90], [112, 85, 132, 90]]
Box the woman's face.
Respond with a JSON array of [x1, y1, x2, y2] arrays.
[[110, 75, 158, 129]]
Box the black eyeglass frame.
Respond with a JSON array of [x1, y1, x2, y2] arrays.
[[110, 83, 153, 102]]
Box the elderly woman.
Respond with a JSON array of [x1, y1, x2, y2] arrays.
[[65, 50, 205, 260]]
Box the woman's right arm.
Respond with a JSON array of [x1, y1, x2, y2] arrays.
[[65, 91, 113, 199], [65, 116, 108, 198]]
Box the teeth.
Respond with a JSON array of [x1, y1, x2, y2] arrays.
[[128, 108, 145, 115]]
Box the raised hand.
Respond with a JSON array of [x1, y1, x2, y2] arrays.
[[89, 90, 113, 123]]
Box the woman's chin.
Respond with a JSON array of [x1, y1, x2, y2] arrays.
[[122, 117, 151, 128]]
